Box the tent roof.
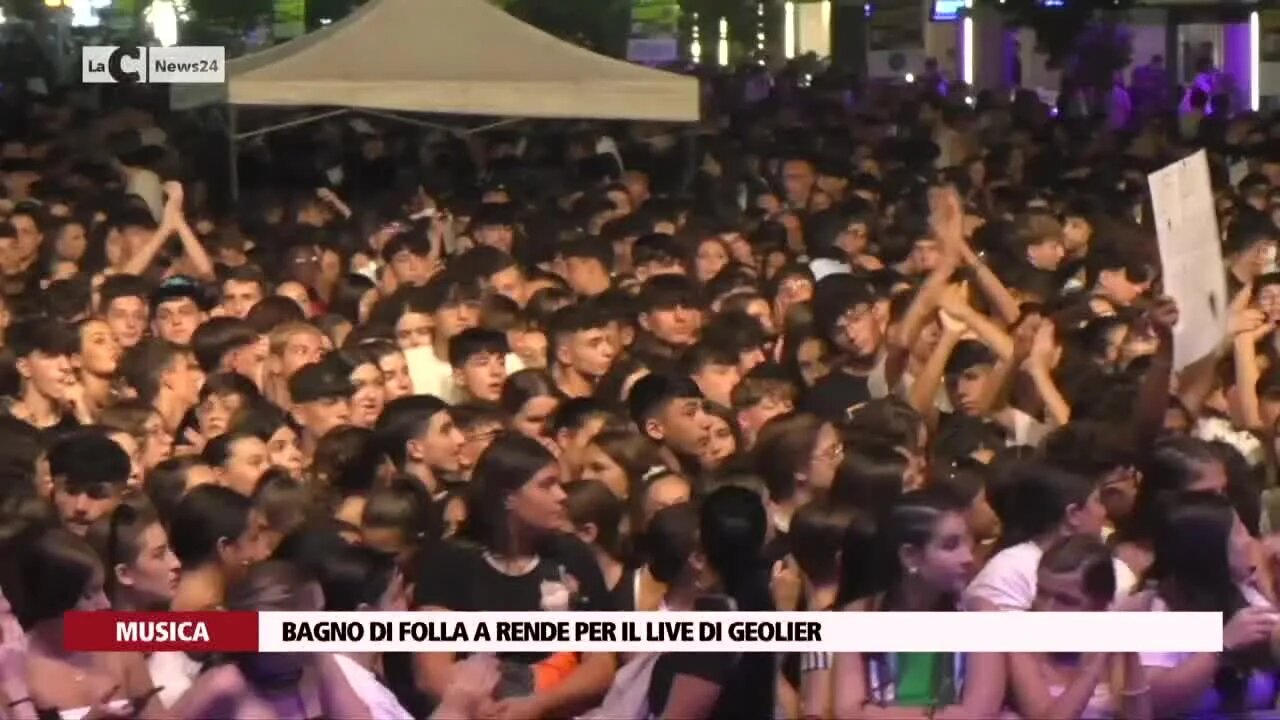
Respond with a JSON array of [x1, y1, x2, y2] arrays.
[[171, 0, 699, 122]]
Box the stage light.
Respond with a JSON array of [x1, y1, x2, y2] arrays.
[[961, 0, 974, 85], [1251, 11, 1261, 111], [784, 1, 796, 59]]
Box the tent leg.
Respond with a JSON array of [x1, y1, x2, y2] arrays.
[[228, 105, 240, 205]]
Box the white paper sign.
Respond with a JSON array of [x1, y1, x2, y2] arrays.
[[1147, 150, 1227, 370]]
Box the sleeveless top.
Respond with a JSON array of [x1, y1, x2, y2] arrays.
[[861, 594, 967, 707]]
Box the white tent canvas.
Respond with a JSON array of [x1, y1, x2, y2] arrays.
[[171, 0, 699, 122]]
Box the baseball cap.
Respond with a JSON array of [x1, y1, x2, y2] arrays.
[[150, 275, 212, 313], [289, 359, 356, 404]]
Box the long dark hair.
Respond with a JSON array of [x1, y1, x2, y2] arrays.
[[1145, 491, 1245, 615], [878, 490, 968, 610], [8, 526, 103, 628], [699, 485, 772, 612], [1119, 436, 1220, 545], [996, 460, 1096, 549], [460, 432, 557, 554], [1144, 491, 1250, 713]]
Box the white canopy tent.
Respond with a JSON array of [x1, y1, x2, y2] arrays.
[[170, 0, 699, 122]]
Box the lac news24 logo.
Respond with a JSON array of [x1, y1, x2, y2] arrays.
[[82, 46, 226, 84]]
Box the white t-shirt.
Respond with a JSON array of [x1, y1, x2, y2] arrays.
[[404, 345, 457, 402], [405, 345, 527, 403], [147, 650, 200, 708], [1139, 585, 1277, 719], [333, 654, 413, 720], [963, 541, 1138, 610]]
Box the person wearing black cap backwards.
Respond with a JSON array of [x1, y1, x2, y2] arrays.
[[151, 275, 211, 346], [628, 373, 712, 477], [288, 357, 354, 463]]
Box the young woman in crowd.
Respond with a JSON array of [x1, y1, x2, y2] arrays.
[[645, 485, 777, 719], [564, 478, 629, 594], [169, 485, 269, 611], [1137, 491, 1279, 717], [578, 429, 667, 501], [4, 526, 165, 718], [413, 433, 614, 718], [831, 491, 1006, 718], [500, 369, 561, 440]]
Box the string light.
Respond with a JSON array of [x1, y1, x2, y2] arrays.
[[784, 1, 795, 59], [717, 16, 729, 66], [690, 12, 701, 62]]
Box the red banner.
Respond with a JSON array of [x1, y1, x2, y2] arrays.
[[63, 611, 259, 652]]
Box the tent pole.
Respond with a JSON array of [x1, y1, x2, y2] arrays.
[[236, 108, 351, 140], [229, 105, 240, 206]]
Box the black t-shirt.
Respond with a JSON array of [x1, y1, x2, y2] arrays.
[[801, 371, 871, 423], [647, 593, 775, 719], [414, 534, 613, 664], [647, 650, 775, 720]]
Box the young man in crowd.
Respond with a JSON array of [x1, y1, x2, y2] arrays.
[[151, 276, 210, 346], [49, 429, 131, 535], [5, 317, 84, 429], [191, 316, 267, 390], [288, 358, 354, 461], [122, 338, 205, 439], [402, 272, 482, 400], [374, 394, 465, 498], [448, 328, 509, 404], [99, 274, 153, 349], [265, 321, 329, 408], [219, 265, 269, 319], [547, 304, 616, 399], [628, 372, 712, 475]]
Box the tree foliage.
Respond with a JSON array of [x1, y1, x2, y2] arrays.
[[502, 0, 630, 55]]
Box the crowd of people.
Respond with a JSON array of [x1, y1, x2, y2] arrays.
[[0, 58, 1276, 719]]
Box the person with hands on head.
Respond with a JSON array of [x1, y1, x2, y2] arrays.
[[1008, 534, 1152, 720]]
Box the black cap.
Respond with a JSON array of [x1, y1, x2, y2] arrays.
[[150, 275, 211, 313], [289, 359, 356, 404]]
